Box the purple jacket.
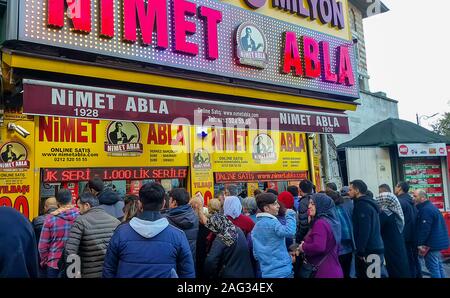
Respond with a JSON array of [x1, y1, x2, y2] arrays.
[[302, 219, 343, 278]]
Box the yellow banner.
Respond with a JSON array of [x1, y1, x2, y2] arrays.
[[35, 116, 189, 168], [190, 128, 214, 205], [0, 115, 36, 219]]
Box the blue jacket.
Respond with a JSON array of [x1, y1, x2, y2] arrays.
[[251, 209, 296, 278], [416, 200, 449, 251], [102, 211, 195, 278], [352, 195, 384, 256]]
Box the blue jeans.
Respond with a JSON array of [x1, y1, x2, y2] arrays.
[[424, 251, 446, 278]]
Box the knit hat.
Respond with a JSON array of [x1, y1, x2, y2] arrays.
[[278, 191, 294, 209]]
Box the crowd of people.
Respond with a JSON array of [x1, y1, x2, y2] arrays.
[[0, 177, 449, 278]]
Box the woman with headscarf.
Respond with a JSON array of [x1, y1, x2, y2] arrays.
[[223, 196, 255, 236], [298, 193, 344, 278], [375, 191, 410, 278], [203, 213, 255, 278]]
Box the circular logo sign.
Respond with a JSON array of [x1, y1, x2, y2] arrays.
[[439, 147, 445, 155], [252, 134, 277, 163], [193, 148, 211, 169], [244, 0, 267, 9], [106, 121, 140, 144], [399, 145, 408, 155], [236, 22, 268, 69], [0, 142, 28, 163]]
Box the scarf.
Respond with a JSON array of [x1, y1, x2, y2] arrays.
[[205, 213, 238, 247], [376, 192, 405, 233], [311, 193, 342, 245], [223, 196, 242, 220]]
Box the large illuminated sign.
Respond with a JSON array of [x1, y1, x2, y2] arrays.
[[16, 0, 359, 99]]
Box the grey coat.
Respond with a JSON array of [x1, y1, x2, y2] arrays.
[[65, 207, 120, 278]]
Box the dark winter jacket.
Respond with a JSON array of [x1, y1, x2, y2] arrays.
[[165, 204, 199, 261], [204, 228, 255, 278], [397, 193, 418, 244], [416, 200, 449, 251], [352, 195, 384, 257], [64, 207, 120, 278], [296, 194, 312, 243], [32, 207, 57, 244], [97, 189, 124, 219], [0, 207, 39, 278], [379, 212, 411, 278], [102, 211, 195, 278]]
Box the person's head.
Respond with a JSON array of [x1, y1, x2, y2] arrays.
[[6, 144, 12, 151], [278, 191, 294, 210], [225, 185, 238, 197], [76, 192, 99, 214], [87, 177, 104, 196], [413, 189, 428, 205], [253, 188, 262, 197], [245, 27, 252, 35], [378, 184, 391, 194], [223, 196, 242, 219], [349, 180, 367, 199], [395, 181, 409, 196], [325, 182, 338, 192], [287, 185, 299, 198], [139, 182, 166, 211], [288, 243, 299, 264], [115, 122, 123, 131], [299, 179, 314, 196], [308, 193, 335, 220], [208, 198, 222, 216], [325, 190, 343, 206], [56, 188, 73, 207], [340, 186, 350, 197], [217, 191, 225, 206], [242, 197, 257, 216], [265, 188, 278, 196], [122, 194, 140, 222], [168, 188, 190, 209], [256, 193, 279, 216], [44, 197, 58, 212]]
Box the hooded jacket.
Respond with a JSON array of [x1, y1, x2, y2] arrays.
[[65, 207, 120, 278], [397, 192, 418, 244], [165, 204, 199, 261], [251, 209, 297, 278], [102, 211, 195, 278], [38, 206, 79, 269], [0, 207, 39, 278], [97, 189, 124, 219], [352, 195, 384, 257]]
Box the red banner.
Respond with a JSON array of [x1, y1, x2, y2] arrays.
[[23, 80, 350, 134], [215, 171, 308, 183], [43, 167, 188, 182]]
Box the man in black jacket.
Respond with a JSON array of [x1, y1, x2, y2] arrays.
[[32, 197, 58, 244], [165, 188, 199, 262], [395, 181, 421, 278], [349, 180, 384, 278], [295, 179, 314, 243]]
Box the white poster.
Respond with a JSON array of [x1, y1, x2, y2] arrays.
[[398, 143, 447, 157]]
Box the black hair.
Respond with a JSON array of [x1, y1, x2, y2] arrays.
[[169, 188, 190, 206], [325, 190, 344, 206], [226, 184, 239, 196], [378, 184, 391, 193], [350, 180, 368, 195], [256, 193, 277, 212], [77, 192, 99, 207], [299, 179, 314, 194], [57, 188, 73, 205], [253, 189, 262, 197], [326, 182, 338, 191], [266, 188, 278, 196], [287, 185, 299, 197], [139, 182, 166, 211], [396, 181, 410, 194], [124, 194, 139, 205], [88, 177, 104, 192]]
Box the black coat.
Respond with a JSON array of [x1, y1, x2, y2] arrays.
[[0, 207, 39, 278], [352, 195, 384, 256], [296, 194, 312, 243], [204, 228, 255, 278], [379, 212, 411, 278], [32, 207, 57, 244], [397, 193, 418, 245]]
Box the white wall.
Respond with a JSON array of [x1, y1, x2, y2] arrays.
[[346, 147, 393, 194]]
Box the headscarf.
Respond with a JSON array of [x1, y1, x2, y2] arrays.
[[278, 191, 294, 209], [223, 196, 242, 219], [205, 212, 238, 247], [310, 193, 342, 245], [376, 192, 405, 233]]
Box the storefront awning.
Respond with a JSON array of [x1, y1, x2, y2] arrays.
[[23, 79, 351, 134]]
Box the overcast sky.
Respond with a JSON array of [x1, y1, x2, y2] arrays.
[[363, 0, 450, 129]]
